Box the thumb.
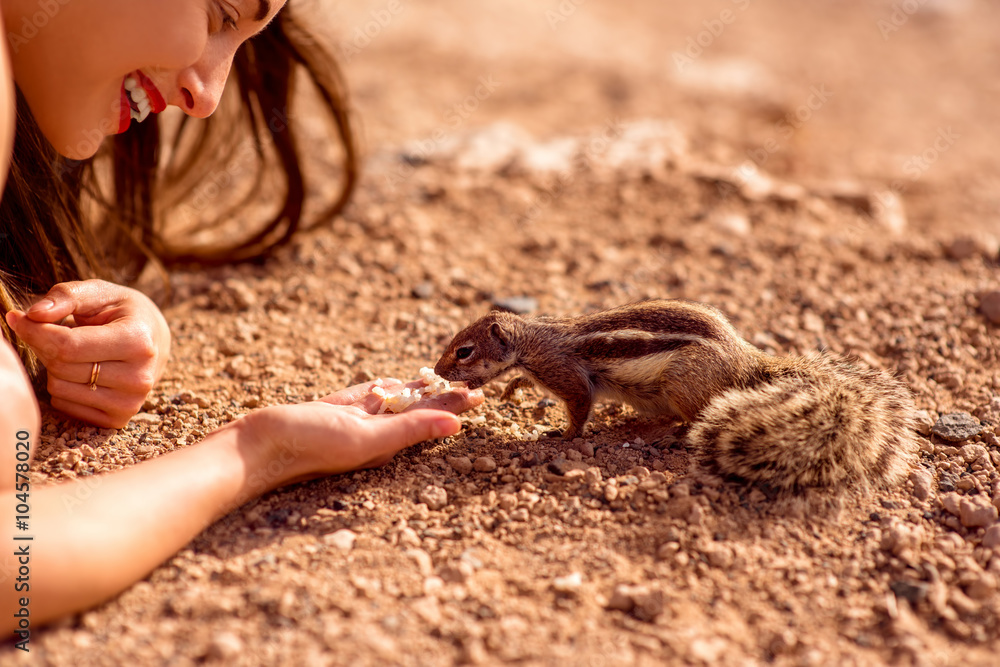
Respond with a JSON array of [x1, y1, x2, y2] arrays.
[[370, 410, 461, 449], [25, 280, 119, 323], [4, 310, 23, 329]]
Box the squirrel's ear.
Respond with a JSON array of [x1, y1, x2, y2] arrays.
[[490, 322, 509, 348]]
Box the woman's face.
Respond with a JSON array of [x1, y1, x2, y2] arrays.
[[5, 0, 287, 159]]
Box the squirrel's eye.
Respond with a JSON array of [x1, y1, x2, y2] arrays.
[[456, 346, 474, 360]]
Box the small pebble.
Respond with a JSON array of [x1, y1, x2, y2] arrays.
[[938, 471, 959, 493], [406, 549, 434, 576], [909, 467, 933, 501], [131, 413, 161, 426], [960, 444, 989, 464], [552, 572, 583, 594], [960, 497, 998, 528], [223, 278, 257, 310], [889, 580, 929, 604], [548, 458, 589, 476], [398, 527, 422, 548], [447, 456, 473, 475], [412, 282, 435, 299], [498, 493, 518, 512], [173, 391, 211, 409], [207, 631, 245, 660], [981, 291, 1000, 325], [941, 492, 962, 517], [605, 584, 663, 621], [945, 237, 980, 261], [711, 211, 751, 236], [982, 524, 1000, 549], [965, 573, 997, 601], [473, 456, 497, 473], [418, 485, 448, 511], [931, 412, 982, 443], [912, 410, 935, 436], [323, 529, 357, 551]]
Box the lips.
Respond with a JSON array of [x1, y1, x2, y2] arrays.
[[134, 70, 166, 113], [118, 86, 130, 134], [117, 70, 167, 134]]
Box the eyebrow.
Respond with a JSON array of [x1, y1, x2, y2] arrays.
[[255, 0, 270, 22]]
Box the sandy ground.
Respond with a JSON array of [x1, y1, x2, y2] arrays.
[[6, 0, 1000, 664]]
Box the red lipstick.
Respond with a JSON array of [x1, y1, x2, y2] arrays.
[[118, 85, 130, 134], [134, 70, 167, 113], [117, 70, 168, 134]]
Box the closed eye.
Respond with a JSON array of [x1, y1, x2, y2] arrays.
[[455, 346, 474, 361], [215, 1, 239, 32]]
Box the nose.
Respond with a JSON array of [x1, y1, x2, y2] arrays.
[[173, 49, 235, 119]]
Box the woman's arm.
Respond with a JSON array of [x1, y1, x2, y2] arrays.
[[0, 342, 42, 477], [0, 381, 480, 633]]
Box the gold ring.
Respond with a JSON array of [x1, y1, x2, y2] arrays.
[[89, 362, 101, 391]]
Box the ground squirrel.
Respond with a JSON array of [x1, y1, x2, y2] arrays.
[[434, 299, 917, 492]]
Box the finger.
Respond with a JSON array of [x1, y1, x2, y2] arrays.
[[407, 387, 485, 414], [319, 381, 388, 407], [8, 314, 135, 364], [25, 280, 124, 324], [49, 397, 129, 429], [319, 377, 410, 407], [47, 376, 143, 421], [44, 359, 155, 394], [368, 410, 461, 449]]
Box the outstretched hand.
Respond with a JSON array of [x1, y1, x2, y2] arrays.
[[5, 280, 170, 428], [246, 378, 485, 485]]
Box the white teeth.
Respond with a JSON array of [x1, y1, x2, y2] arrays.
[[124, 77, 155, 125]]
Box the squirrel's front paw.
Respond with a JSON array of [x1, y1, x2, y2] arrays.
[[501, 376, 534, 402]]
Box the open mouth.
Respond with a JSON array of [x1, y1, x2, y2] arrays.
[[118, 70, 167, 133]]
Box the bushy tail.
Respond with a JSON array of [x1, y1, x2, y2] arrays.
[[687, 352, 918, 493]]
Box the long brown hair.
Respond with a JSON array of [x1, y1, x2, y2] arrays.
[[0, 6, 357, 378]]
